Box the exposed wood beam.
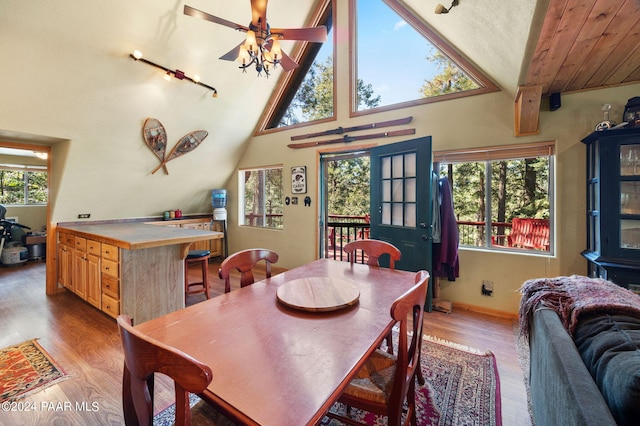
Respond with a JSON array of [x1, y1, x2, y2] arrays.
[[514, 85, 542, 137]]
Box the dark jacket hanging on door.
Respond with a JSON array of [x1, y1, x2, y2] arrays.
[[432, 177, 459, 281]]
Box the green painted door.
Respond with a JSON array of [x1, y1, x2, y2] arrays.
[[370, 137, 433, 307]]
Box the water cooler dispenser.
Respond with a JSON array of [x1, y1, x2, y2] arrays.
[[211, 189, 227, 221]]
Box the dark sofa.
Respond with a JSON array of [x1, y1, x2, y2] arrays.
[[529, 307, 617, 425], [521, 275, 640, 426]]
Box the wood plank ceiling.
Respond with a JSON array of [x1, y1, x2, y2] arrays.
[[525, 0, 640, 97], [515, 0, 639, 136]]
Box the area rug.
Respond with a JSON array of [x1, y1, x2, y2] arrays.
[[155, 335, 502, 426], [0, 339, 68, 402]]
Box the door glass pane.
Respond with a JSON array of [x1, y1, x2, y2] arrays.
[[392, 155, 403, 178], [382, 180, 391, 202], [620, 145, 640, 176], [404, 152, 416, 177], [392, 179, 403, 202], [621, 182, 640, 215], [382, 203, 391, 225], [621, 219, 640, 249], [405, 178, 416, 202], [392, 203, 403, 225], [382, 156, 391, 179], [405, 203, 416, 227]]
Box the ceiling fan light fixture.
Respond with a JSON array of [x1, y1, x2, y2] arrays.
[[183, 2, 327, 78], [271, 39, 281, 59], [237, 44, 251, 64], [244, 30, 258, 54]]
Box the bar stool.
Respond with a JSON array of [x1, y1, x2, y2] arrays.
[[185, 249, 211, 300]]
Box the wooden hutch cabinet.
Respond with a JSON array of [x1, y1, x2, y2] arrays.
[[582, 127, 640, 293]]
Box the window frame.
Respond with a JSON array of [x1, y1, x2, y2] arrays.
[[238, 165, 284, 230], [0, 165, 48, 206], [434, 141, 555, 256], [256, 0, 335, 133], [349, 0, 499, 118]]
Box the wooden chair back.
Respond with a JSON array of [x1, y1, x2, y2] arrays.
[[343, 239, 401, 269], [388, 270, 429, 425], [117, 314, 213, 426], [218, 248, 279, 293], [328, 270, 429, 426]]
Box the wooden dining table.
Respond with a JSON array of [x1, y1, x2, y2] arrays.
[[135, 258, 417, 425]]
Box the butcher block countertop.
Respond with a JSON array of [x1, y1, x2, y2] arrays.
[[57, 222, 222, 251]]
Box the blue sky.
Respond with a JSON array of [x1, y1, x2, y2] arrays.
[[315, 0, 440, 109], [355, 0, 439, 107]]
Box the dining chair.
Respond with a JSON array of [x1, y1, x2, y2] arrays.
[[117, 314, 215, 426], [326, 270, 429, 426], [343, 239, 401, 269], [344, 239, 401, 353], [218, 248, 279, 293]]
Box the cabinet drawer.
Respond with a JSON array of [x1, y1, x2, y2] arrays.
[[87, 239, 101, 256], [101, 294, 120, 318], [75, 237, 87, 251], [101, 274, 120, 299], [101, 243, 119, 261], [59, 232, 75, 246], [101, 259, 119, 278]]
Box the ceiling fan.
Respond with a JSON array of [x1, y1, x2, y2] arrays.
[[184, 0, 327, 77]]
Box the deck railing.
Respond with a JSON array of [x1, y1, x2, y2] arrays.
[[325, 215, 370, 262], [457, 220, 512, 247], [458, 219, 550, 251], [244, 213, 283, 228], [244, 214, 548, 256]]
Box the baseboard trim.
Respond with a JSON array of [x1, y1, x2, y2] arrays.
[[453, 302, 518, 320]]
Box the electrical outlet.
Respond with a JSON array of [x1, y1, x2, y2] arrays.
[[78, 213, 91, 219], [482, 280, 493, 296]]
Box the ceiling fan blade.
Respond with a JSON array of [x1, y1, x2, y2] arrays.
[[279, 50, 299, 72], [219, 42, 244, 61], [270, 26, 328, 43], [184, 5, 249, 32]]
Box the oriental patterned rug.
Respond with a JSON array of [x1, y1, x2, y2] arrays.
[[154, 336, 502, 426], [0, 339, 68, 402]]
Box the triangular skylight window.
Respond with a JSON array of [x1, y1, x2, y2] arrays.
[[258, 0, 497, 132], [352, 0, 497, 114], [260, 0, 334, 130]]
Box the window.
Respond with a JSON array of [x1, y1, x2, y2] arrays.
[[351, 0, 497, 115], [0, 166, 48, 205], [434, 142, 554, 254], [239, 166, 284, 229], [261, 0, 334, 130]]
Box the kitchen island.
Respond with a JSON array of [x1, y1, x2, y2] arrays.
[[57, 222, 223, 323]]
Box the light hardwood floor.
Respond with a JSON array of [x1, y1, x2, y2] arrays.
[[0, 260, 532, 425]]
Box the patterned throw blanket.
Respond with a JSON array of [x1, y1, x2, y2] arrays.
[[519, 275, 640, 338]]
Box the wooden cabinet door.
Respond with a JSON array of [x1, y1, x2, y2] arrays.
[[86, 253, 101, 308], [58, 244, 73, 290], [181, 222, 209, 251], [73, 249, 87, 300]]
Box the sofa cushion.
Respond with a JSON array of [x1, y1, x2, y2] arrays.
[[574, 314, 640, 426]]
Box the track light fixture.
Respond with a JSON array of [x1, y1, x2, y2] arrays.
[[129, 50, 218, 98], [435, 0, 459, 14]]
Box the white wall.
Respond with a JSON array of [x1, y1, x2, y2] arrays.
[[0, 1, 262, 223]]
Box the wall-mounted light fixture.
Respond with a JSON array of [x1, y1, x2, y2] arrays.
[[435, 0, 459, 14], [129, 50, 218, 98]]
